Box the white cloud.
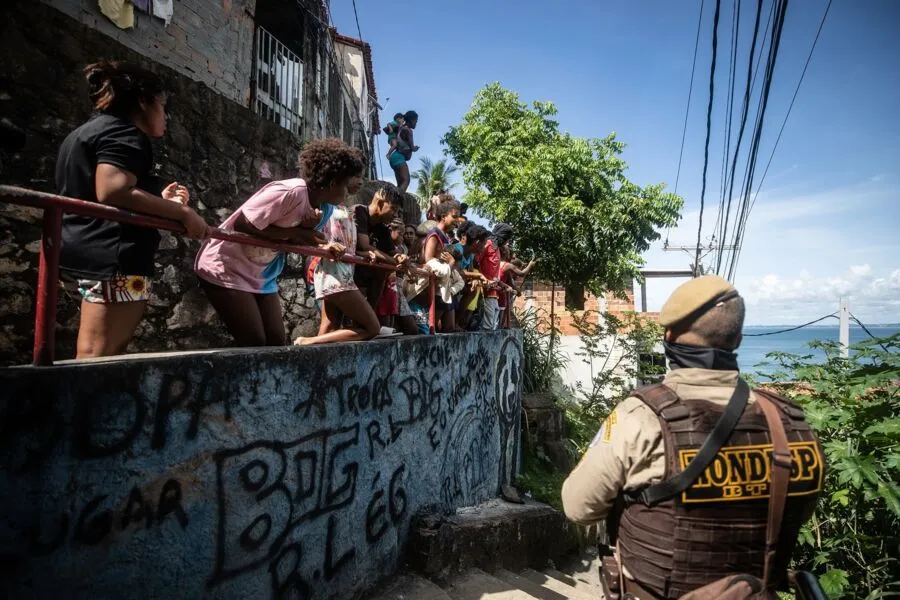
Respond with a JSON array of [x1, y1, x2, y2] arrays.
[[638, 178, 899, 325], [739, 267, 900, 325]]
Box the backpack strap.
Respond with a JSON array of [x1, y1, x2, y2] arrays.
[[629, 378, 751, 507], [755, 390, 792, 588]]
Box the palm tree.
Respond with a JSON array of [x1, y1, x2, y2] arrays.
[[412, 157, 459, 209]]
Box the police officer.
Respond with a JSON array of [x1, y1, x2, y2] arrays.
[[561, 275, 824, 599]]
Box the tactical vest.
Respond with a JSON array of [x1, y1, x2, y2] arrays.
[[616, 384, 824, 599]]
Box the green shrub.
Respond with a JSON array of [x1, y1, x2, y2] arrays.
[[756, 334, 900, 599]]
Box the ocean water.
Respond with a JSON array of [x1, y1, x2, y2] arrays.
[[738, 325, 899, 377]]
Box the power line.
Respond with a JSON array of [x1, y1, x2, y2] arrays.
[[716, 0, 773, 275], [667, 0, 706, 246], [726, 0, 790, 281], [849, 312, 891, 352], [351, 0, 363, 41], [713, 0, 741, 271], [742, 0, 834, 225], [695, 0, 723, 274], [743, 313, 837, 336], [730, 0, 831, 279], [714, 0, 765, 275]]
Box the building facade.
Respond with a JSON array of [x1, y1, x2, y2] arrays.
[[0, 0, 384, 364]]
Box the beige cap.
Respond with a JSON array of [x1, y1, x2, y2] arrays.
[[659, 275, 739, 329]]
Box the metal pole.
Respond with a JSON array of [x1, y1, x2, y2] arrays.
[[839, 298, 850, 358], [640, 278, 648, 313], [33, 207, 62, 366]]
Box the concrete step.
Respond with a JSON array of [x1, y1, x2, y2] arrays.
[[444, 568, 542, 600], [494, 568, 574, 600], [541, 568, 601, 599], [366, 572, 452, 600], [407, 499, 579, 582], [518, 568, 596, 600]]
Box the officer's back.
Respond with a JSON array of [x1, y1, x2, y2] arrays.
[[561, 276, 825, 599]]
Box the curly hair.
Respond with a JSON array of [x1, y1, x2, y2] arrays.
[[299, 138, 365, 190], [374, 182, 404, 206], [434, 199, 461, 220]]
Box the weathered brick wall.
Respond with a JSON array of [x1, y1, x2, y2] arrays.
[[39, 0, 257, 106], [515, 282, 636, 335], [0, 2, 417, 366], [0, 2, 310, 365]]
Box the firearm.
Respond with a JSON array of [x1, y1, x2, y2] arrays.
[[791, 571, 829, 600]]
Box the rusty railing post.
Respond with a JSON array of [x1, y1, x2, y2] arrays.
[[33, 207, 62, 366], [428, 275, 437, 334]]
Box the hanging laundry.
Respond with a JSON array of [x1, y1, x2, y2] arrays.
[[152, 0, 174, 26], [98, 0, 135, 29], [132, 0, 150, 13]]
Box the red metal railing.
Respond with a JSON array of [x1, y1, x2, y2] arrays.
[[0, 185, 437, 366]]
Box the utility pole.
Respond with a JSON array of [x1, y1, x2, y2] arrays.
[[839, 298, 850, 358], [664, 239, 736, 277]]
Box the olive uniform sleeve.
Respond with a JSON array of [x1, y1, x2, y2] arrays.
[[561, 397, 666, 525]]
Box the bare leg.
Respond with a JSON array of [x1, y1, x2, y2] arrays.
[[394, 163, 410, 192], [76, 300, 147, 358], [318, 299, 340, 335], [256, 292, 286, 345], [294, 290, 380, 345], [396, 315, 420, 335], [200, 280, 268, 346]]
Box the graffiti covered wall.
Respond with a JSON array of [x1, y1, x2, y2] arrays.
[[0, 331, 523, 599]]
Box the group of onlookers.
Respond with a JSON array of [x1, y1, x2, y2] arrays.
[[53, 60, 534, 359]]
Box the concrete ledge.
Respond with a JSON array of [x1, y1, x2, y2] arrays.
[[406, 499, 579, 583]]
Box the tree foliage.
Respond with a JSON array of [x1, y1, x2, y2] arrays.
[[412, 156, 459, 209], [758, 335, 900, 599], [443, 83, 683, 295]]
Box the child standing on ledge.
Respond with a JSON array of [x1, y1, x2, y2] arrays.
[[195, 138, 365, 347]]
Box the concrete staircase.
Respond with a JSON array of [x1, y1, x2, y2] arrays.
[[368, 556, 603, 600], [367, 498, 604, 599]]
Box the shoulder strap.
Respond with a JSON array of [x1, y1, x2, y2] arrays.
[[756, 391, 791, 588], [630, 383, 680, 414], [633, 378, 751, 506]]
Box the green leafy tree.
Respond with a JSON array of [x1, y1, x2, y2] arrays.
[[412, 156, 459, 209], [443, 83, 683, 296], [758, 335, 900, 599]]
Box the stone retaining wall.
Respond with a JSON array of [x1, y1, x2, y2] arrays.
[[0, 331, 523, 599]]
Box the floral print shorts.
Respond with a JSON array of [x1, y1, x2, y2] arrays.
[[62, 274, 152, 304]]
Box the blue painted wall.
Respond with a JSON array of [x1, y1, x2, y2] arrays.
[[0, 331, 523, 599]]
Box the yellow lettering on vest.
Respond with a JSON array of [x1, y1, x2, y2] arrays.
[[728, 451, 748, 483], [748, 451, 768, 483], [601, 410, 618, 443], [679, 441, 824, 504], [745, 482, 768, 497], [722, 485, 743, 498]]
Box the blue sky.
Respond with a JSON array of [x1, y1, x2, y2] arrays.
[[330, 0, 900, 325]]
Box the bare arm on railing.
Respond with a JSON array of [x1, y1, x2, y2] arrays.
[[503, 259, 536, 278], [95, 164, 210, 239], [231, 212, 325, 247], [357, 230, 396, 265]]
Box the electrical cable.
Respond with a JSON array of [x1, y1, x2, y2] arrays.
[[727, 0, 789, 281], [715, 0, 740, 247], [849, 312, 891, 352], [743, 313, 837, 336], [666, 0, 706, 247], [714, 0, 765, 275], [741, 0, 833, 232], [695, 0, 723, 274], [351, 0, 364, 41], [716, 2, 773, 274]]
